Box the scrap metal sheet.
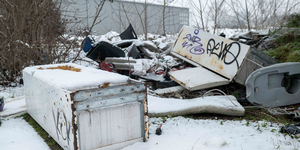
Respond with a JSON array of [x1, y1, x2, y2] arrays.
[[171, 26, 250, 80]]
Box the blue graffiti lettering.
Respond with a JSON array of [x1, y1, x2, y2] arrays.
[[190, 45, 205, 55], [182, 29, 205, 55], [194, 29, 199, 35]]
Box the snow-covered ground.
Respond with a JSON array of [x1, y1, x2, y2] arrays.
[[1, 86, 300, 150], [1, 29, 299, 150], [0, 117, 50, 150]]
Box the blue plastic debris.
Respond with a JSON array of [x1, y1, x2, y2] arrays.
[[81, 37, 94, 53]]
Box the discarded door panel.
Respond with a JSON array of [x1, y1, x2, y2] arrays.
[[169, 26, 250, 90], [169, 67, 230, 91], [23, 63, 148, 150], [246, 62, 300, 107], [171, 26, 250, 80]]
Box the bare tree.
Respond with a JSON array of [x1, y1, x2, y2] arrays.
[[227, 0, 255, 31], [189, 0, 208, 31], [256, 0, 273, 29], [144, 1, 148, 39], [71, 0, 107, 63], [244, 0, 251, 31], [225, 0, 300, 31], [132, 1, 147, 38], [271, 0, 285, 29], [131, 0, 159, 39], [161, 0, 186, 35], [0, 0, 69, 85], [208, 0, 225, 34], [226, 0, 244, 30], [162, 0, 167, 35], [87, 0, 106, 35]]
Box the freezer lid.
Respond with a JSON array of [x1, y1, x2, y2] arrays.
[[23, 63, 129, 91], [171, 26, 250, 80], [169, 67, 230, 91]]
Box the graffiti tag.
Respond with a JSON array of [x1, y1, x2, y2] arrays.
[[206, 38, 241, 69], [182, 29, 205, 55], [53, 110, 71, 149]]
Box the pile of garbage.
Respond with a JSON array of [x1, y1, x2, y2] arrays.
[[81, 24, 300, 116], [81, 25, 256, 95], [81, 24, 188, 85]]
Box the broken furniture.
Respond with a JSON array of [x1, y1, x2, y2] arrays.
[[23, 63, 148, 150], [169, 26, 250, 91], [245, 62, 300, 107]]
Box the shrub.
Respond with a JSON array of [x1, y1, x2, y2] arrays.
[[0, 0, 77, 85], [284, 13, 300, 28]]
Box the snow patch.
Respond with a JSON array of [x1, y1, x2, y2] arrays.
[[204, 136, 227, 147]]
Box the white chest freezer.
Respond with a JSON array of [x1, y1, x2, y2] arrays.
[[23, 63, 148, 150]]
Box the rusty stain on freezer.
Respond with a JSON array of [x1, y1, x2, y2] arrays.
[[144, 95, 149, 141], [71, 100, 79, 150]]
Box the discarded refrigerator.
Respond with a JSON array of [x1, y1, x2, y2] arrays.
[[23, 63, 148, 150]]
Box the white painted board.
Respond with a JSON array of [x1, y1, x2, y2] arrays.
[[169, 67, 229, 91], [171, 26, 250, 80]]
